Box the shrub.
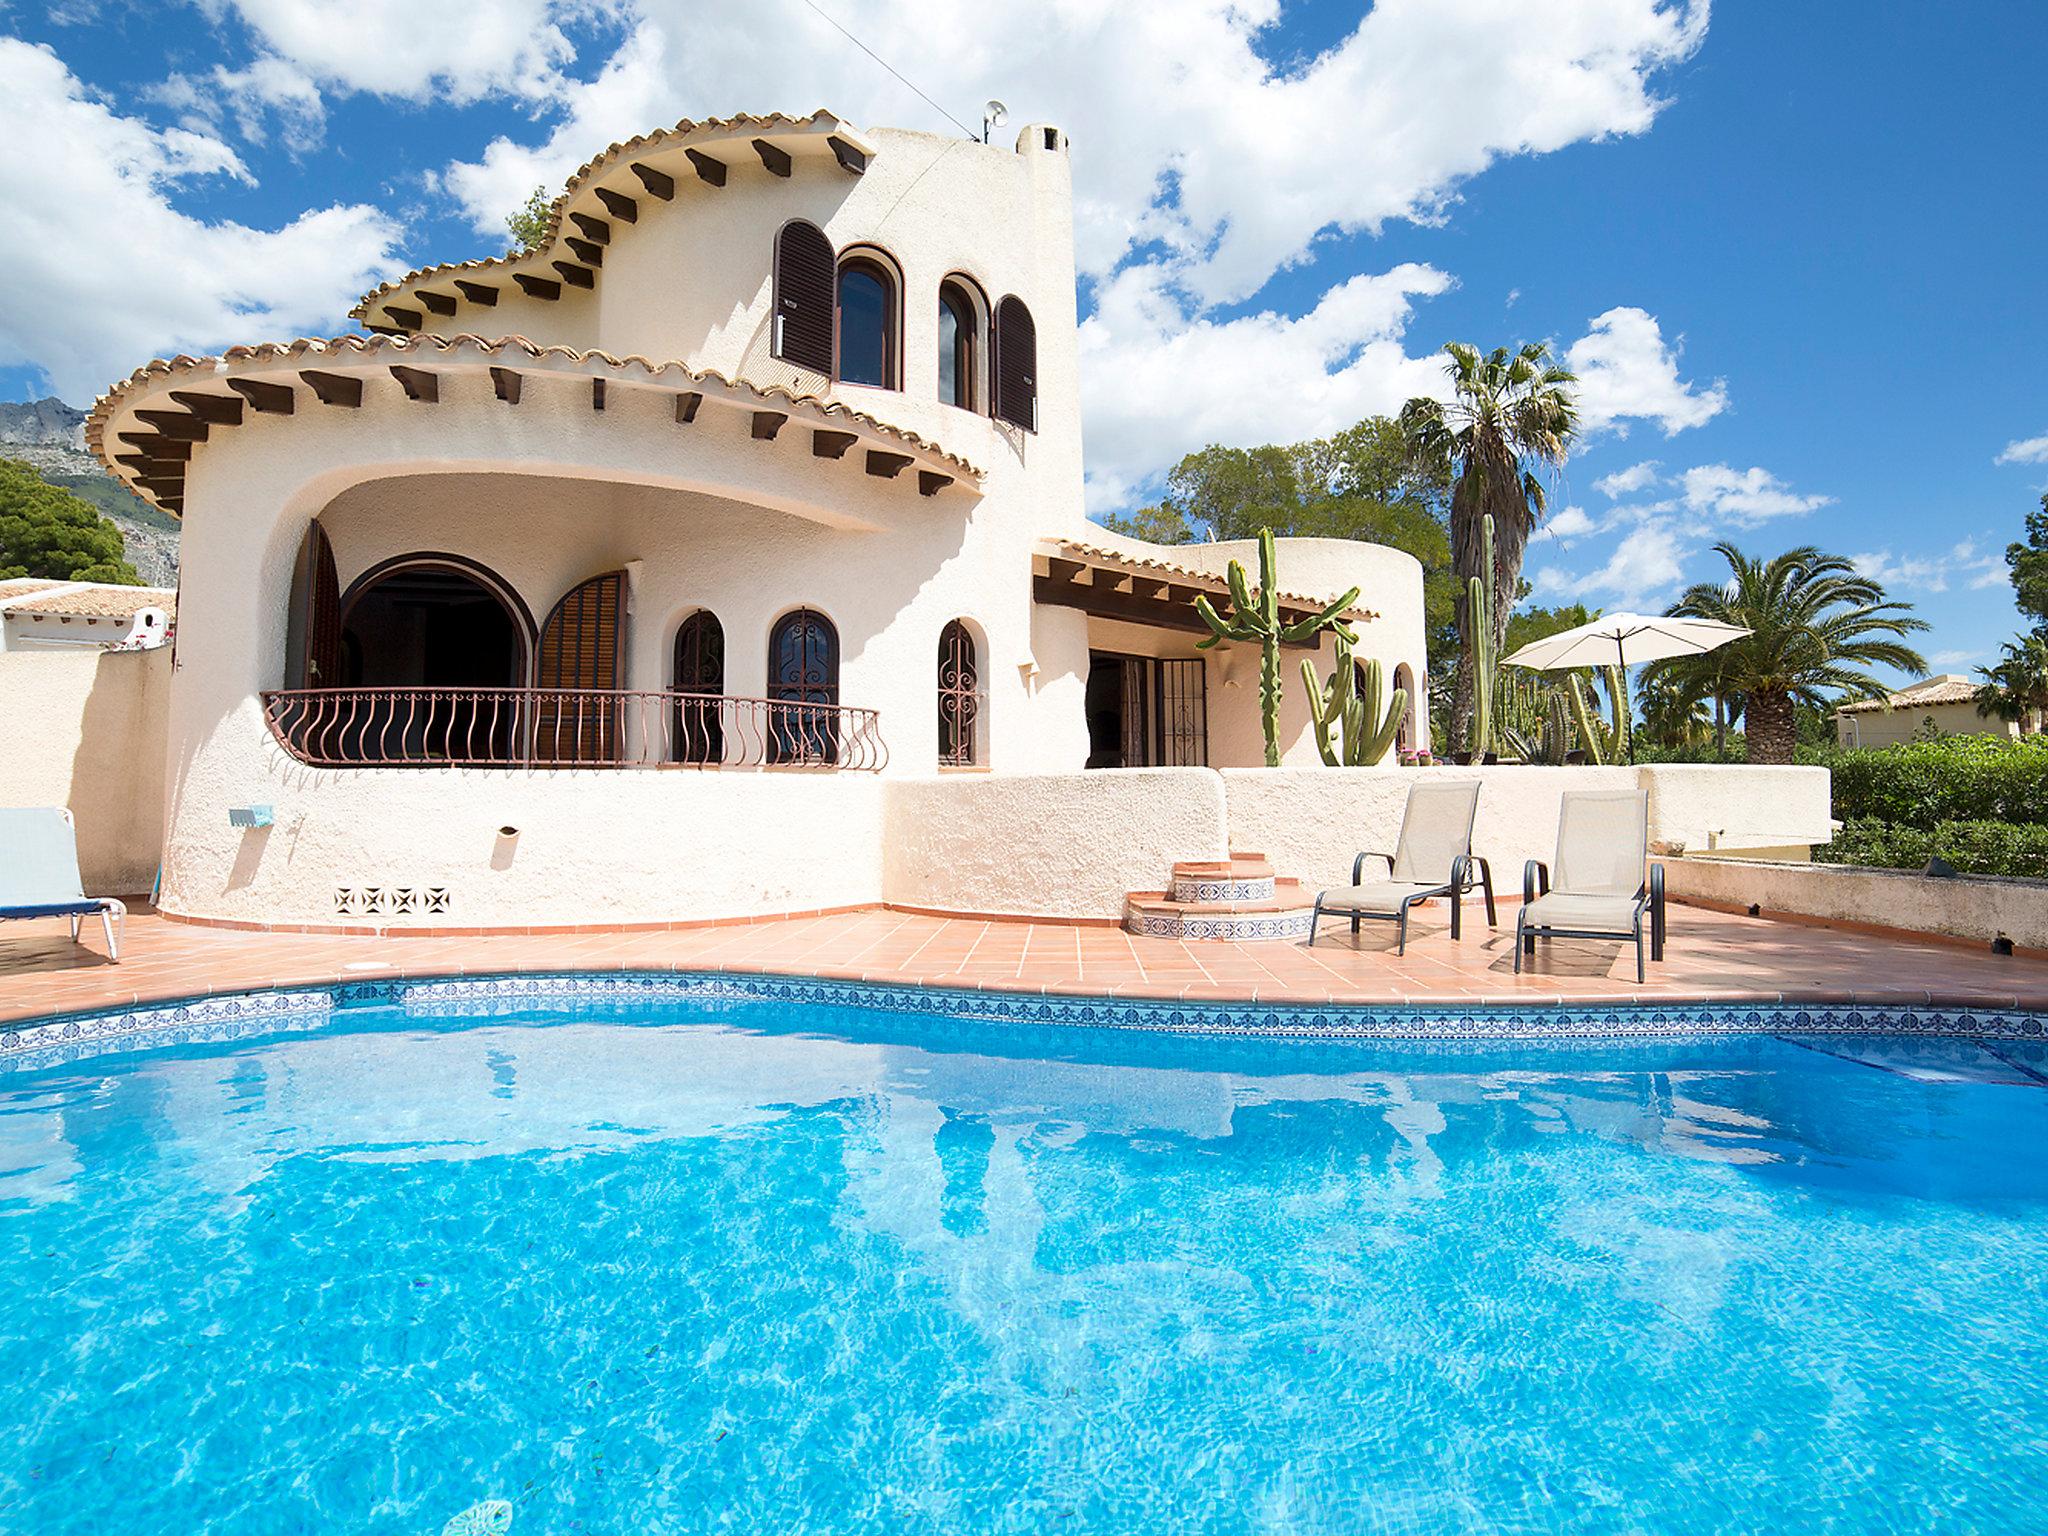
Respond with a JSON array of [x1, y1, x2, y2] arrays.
[[1825, 734, 2048, 828], [1816, 816, 2048, 880]]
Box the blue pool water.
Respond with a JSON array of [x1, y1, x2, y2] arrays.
[[5, 994, 2048, 1534]]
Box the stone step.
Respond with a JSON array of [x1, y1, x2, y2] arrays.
[[1124, 879, 1315, 942], [1169, 852, 1277, 903]]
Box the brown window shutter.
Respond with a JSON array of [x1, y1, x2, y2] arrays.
[[773, 221, 835, 374], [992, 295, 1037, 431], [285, 520, 341, 688], [536, 570, 626, 762]]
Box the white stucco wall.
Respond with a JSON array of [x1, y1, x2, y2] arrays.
[[0, 647, 168, 893], [882, 768, 1228, 918], [1664, 857, 2048, 952]]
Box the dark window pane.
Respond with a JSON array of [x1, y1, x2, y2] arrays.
[[837, 266, 890, 386], [938, 301, 960, 406]]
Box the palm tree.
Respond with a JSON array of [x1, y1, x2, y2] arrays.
[[1975, 634, 2048, 735], [1661, 543, 1928, 764], [1635, 667, 1713, 750], [1399, 342, 1579, 750]]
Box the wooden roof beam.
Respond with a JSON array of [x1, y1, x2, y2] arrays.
[[300, 370, 363, 408], [454, 280, 499, 306], [593, 186, 637, 222], [630, 162, 675, 199], [685, 148, 727, 187], [828, 135, 868, 174], [751, 410, 786, 440], [567, 213, 610, 245], [551, 261, 596, 289], [674, 392, 700, 423], [168, 390, 243, 426], [116, 432, 191, 459], [811, 429, 856, 459], [917, 471, 954, 498], [390, 366, 438, 403], [564, 237, 605, 267], [226, 378, 295, 414], [416, 290, 458, 316], [134, 409, 208, 442], [752, 138, 792, 177], [864, 450, 912, 479], [591, 379, 607, 412], [385, 307, 423, 331], [513, 274, 562, 301], [490, 367, 522, 404]]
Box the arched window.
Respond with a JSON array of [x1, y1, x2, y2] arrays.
[[768, 607, 840, 764], [938, 619, 981, 766], [992, 294, 1037, 431], [673, 610, 725, 763], [1392, 664, 1417, 753], [773, 220, 835, 374], [835, 254, 898, 388], [938, 281, 979, 410]]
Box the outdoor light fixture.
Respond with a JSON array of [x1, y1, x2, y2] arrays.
[[982, 100, 1008, 143]]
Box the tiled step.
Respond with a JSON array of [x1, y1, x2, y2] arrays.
[[1169, 851, 1277, 904], [1125, 877, 1315, 942]]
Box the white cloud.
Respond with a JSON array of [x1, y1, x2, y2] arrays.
[[1076, 262, 1453, 508], [202, 0, 599, 104], [1534, 520, 1687, 607], [1853, 540, 2009, 594], [1679, 463, 1833, 524], [1593, 460, 1661, 497], [1531, 504, 1598, 545], [151, 56, 328, 153], [427, 0, 1707, 306], [0, 38, 403, 401], [1929, 649, 1981, 668], [1996, 432, 2048, 466], [1566, 307, 1727, 437]]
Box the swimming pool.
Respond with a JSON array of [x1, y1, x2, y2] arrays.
[[5, 979, 2047, 1533]]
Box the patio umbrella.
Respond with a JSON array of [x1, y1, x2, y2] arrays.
[[1499, 612, 1751, 762]]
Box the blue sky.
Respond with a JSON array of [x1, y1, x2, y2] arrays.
[[2, 0, 2043, 676]]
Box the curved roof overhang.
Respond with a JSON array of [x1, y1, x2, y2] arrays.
[[86, 333, 982, 521], [350, 111, 875, 337], [1033, 536, 1377, 641]]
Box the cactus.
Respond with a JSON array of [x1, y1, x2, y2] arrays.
[[1566, 673, 1606, 765], [1602, 662, 1632, 762], [1301, 634, 1407, 766], [1194, 527, 1359, 767], [1463, 513, 1499, 757]]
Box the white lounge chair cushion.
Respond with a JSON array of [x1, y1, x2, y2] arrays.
[[1317, 880, 1445, 915], [1523, 891, 1644, 935]]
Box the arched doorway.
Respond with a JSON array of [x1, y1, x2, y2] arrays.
[[337, 556, 532, 761], [1392, 664, 1417, 754], [341, 556, 529, 689], [768, 607, 840, 764]]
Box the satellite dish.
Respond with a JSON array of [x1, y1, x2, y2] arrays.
[[982, 99, 1008, 142]]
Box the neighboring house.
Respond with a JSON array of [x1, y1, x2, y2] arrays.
[[1833, 674, 2035, 747], [84, 111, 1430, 926], [0, 579, 175, 653]]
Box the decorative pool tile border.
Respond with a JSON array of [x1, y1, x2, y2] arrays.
[[2, 969, 2044, 1072]]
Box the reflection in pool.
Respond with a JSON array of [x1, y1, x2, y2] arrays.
[[4, 997, 2047, 1534]]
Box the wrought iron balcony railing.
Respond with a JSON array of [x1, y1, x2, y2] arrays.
[[260, 688, 888, 771]]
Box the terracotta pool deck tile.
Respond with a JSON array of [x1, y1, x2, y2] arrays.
[[0, 901, 2043, 1028]]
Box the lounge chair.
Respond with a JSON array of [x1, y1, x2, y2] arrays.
[[0, 807, 126, 961], [1515, 788, 1665, 983], [1307, 780, 1496, 953]]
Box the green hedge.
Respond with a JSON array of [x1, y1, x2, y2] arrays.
[[1816, 816, 2048, 880], [1824, 735, 2048, 829]]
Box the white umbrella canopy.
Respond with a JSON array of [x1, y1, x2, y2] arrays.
[[1500, 612, 1751, 673]]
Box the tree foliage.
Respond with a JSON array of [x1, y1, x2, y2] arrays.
[[1397, 341, 1579, 749], [2006, 492, 2048, 635], [506, 185, 554, 253], [1651, 542, 1927, 765], [1097, 413, 1458, 692], [0, 458, 142, 584], [1974, 632, 2048, 732]]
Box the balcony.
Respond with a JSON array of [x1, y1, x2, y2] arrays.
[[260, 688, 889, 771]]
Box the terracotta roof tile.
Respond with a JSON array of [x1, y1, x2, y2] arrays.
[[1836, 677, 1982, 713], [1037, 536, 1377, 621], [349, 110, 857, 323], [85, 332, 982, 514], [4, 583, 176, 619]]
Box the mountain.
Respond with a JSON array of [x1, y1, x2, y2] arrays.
[[0, 397, 179, 585]]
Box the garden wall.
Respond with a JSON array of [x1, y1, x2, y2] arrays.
[[0, 647, 169, 894], [1664, 856, 2048, 953]]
